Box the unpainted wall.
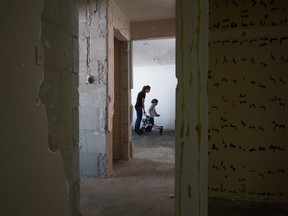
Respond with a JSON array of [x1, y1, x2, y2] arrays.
[[109, 0, 130, 40], [208, 0, 288, 203], [79, 0, 130, 177], [39, 0, 80, 214], [108, 0, 132, 161], [175, 0, 209, 215], [79, 0, 109, 177], [1, 0, 79, 215]]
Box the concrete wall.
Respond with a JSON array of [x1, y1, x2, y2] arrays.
[[79, 0, 130, 177], [208, 0, 288, 203], [79, 0, 109, 177], [1, 0, 79, 215]]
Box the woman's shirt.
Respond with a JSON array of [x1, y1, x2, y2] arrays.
[[135, 91, 145, 108]]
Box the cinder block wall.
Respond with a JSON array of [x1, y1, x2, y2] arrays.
[[78, 0, 109, 177], [208, 0, 288, 203], [79, 0, 131, 177]]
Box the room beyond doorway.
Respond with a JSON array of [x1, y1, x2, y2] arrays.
[[131, 38, 176, 131]]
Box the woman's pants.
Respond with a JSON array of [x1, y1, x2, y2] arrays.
[[134, 107, 143, 132]]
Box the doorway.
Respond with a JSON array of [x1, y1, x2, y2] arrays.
[[112, 37, 132, 161], [113, 37, 122, 159], [131, 38, 176, 131], [80, 38, 177, 216]]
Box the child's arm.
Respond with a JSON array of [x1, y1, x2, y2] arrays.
[[154, 107, 160, 117]]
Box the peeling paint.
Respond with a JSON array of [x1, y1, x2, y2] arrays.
[[176, 0, 208, 215], [40, 0, 80, 215]]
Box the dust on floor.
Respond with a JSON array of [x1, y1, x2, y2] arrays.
[[80, 131, 288, 216]]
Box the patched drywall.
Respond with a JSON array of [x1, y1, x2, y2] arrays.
[[208, 0, 288, 203], [39, 0, 80, 214], [1, 0, 78, 215]]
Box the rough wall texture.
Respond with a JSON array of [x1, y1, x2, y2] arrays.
[[208, 0, 288, 203], [79, 0, 131, 177], [39, 0, 80, 215], [79, 0, 109, 177], [176, 0, 209, 215], [109, 0, 130, 40], [108, 0, 132, 164], [1, 0, 75, 215]]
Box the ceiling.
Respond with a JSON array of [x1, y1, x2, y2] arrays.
[[112, 0, 175, 22], [132, 38, 175, 67], [112, 0, 176, 67]]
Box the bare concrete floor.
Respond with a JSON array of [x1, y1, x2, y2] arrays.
[[80, 130, 288, 216]]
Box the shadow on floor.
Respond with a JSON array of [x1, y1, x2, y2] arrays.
[[80, 130, 288, 216]]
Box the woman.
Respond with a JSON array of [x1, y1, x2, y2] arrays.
[[134, 85, 151, 134]]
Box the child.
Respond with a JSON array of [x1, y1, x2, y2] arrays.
[[148, 98, 163, 134]]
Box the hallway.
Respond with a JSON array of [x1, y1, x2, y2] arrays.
[[80, 130, 288, 216]]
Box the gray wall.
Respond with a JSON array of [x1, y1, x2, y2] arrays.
[[78, 0, 109, 177]]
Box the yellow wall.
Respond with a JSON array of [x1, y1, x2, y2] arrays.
[[208, 0, 288, 203]]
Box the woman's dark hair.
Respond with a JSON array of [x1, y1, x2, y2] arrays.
[[141, 85, 151, 93], [151, 98, 158, 103]]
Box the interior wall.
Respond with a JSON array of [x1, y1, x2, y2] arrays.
[[40, 0, 80, 213], [175, 0, 209, 214], [208, 0, 288, 203], [78, 0, 109, 177], [79, 0, 130, 177], [109, 0, 130, 40], [113, 38, 122, 159], [1, 0, 78, 215], [132, 65, 177, 130], [107, 0, 131, 171]]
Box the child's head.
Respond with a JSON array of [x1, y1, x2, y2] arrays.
[[151, 98, 158, 105]]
